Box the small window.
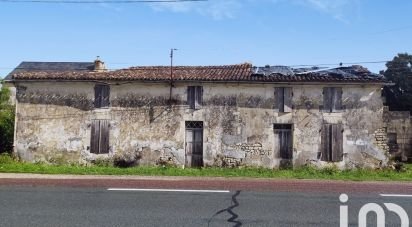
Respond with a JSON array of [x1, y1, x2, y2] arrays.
[[387, 133, 399, 154], [275, 87, 292, 113], [321, 123, 343, 162], [187, 86, 203, 110], [185, 121, 204, 129], [94, 84, 110, 108], [90, 120, 110, 154], [387, 133, 397, 144], [323, 87, 342, 113]]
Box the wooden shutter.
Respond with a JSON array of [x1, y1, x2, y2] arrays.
[[273, 88, 279, 111], [94, 85, 102, 108], [195, 86, 203, 110], [285, 129, 293, 159], [90, 120, 100, 154], [323, 87, 332, 112], [192, 129, 203, 167], [185, 129, 193, 167], [101, 85, 110, 108], [283, 87, 292, 113], [187, 86, 195, 109], [99, 120, 110, 154], [331, 124, 343, 162], [321, 124, 331, 161], [275, 87, 284, 112], [321, 124, 343, 162], [332, 87, 342, 112], [90, 120, 110, 154]]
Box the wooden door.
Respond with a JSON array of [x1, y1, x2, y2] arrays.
[[274, 124, 293, 159], [185, 121, 203, 167]]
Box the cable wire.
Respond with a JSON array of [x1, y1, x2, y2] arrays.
[[0, 0, 207, 3]]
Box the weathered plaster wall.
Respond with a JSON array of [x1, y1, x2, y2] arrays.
[[13, 81, 388, 168], [341, 86, 388, 168]]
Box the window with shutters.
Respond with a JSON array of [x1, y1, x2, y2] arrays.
[[322, 87, 342, 113], [275, 87, 292, 113], [94, 84, 110, 108], [90, 120, 110, 154], [187, 86, 203, 110], [320, 123, 343, 162]]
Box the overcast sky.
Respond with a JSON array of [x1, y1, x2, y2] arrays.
[[1, 0, 412, 77]]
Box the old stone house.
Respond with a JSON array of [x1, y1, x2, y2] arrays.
[[4, 59, 391, 169]]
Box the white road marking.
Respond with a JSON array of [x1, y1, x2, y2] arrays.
[[107, 188, 230, 193], [380, 194, 412, 197]]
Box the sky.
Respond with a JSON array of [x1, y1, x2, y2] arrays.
[[1, 0, 412, 78]]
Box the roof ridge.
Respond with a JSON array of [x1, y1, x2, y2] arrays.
[[20, 61, 94, 63], [126, 63, 252, 70]]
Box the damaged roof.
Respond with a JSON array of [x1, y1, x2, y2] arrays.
[[250, 65, 387, 83], [4, 61, 95, 80], [5, 61, 388, 83]]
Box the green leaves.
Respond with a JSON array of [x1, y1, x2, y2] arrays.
[[0, 81, 15, 154], [383, 53, 412, 112]]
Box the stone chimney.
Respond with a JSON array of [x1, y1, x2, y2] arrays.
[[94, 56, 106, 72]]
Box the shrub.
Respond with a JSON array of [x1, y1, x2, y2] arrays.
[[92, 157, 114, 167], [113, 150, 141, 168], [0, 83, 15, 154], [0, 153, 14, 164]]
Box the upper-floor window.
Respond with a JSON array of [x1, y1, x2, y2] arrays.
[[323, 87, 342, 113], [187, 86, 203, 110], [94, 84, 110, 108], [275, 87, 292, 113]]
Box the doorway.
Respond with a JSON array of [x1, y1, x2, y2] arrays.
[[274, 124, 293, 167], [185, 121, 204, 167]]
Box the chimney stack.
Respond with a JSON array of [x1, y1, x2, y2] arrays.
[[94, 56, 106, 72]]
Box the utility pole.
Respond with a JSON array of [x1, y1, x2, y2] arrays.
[[169, 48, 177, 104]]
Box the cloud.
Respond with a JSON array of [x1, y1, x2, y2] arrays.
[[150, 0, 242, 20], [150, 0, 359, 22], [97, 2, 123, 12], [296, 0, 360, 23]]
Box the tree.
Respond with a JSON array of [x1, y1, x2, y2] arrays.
[[383, 53, 412, 113], [0, 82, 15, 154]]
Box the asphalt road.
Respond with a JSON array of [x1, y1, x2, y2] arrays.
[[0, 186, 411, 227]]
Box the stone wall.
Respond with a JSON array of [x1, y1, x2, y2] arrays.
[[383, 108, 412, 161], [374, 128, 389, 153], [12, 81, 388, 168]]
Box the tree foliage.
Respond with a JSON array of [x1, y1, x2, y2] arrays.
[[383, 53, 412, 112], [0, 82, 15, 154]]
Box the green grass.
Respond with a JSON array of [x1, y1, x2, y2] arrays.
[[0, 154, 411, 181]]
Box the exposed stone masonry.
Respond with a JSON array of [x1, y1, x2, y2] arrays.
[[374, 128, 389, 153]]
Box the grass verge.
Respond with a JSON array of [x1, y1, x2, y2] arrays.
[[0, 154, 411, 181]]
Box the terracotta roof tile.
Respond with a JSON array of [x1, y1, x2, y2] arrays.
[[7, 62, 388, 84]]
